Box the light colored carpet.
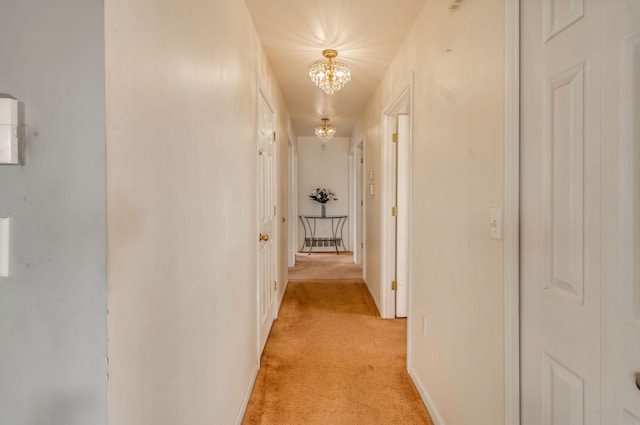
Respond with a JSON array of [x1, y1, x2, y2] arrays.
[[287, 252, 363, 281], [242, 255, 433, 425]]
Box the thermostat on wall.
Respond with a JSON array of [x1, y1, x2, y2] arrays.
[[0, 98, 19, 165]]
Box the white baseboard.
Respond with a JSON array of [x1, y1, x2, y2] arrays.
[[362, 278, 383, 317], [280, 281, 288, 304], [234, 360, 260, 425], [408, 367, 446, 425]]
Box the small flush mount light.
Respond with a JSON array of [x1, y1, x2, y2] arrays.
[[309, 49, 351, 95], [315, 118, 336, 143]]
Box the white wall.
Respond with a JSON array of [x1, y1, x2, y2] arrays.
[[297, 136, 350, 251], [0, 0, 108, 423], [105, 1, 290, 423], [354, 0, 505, 424]]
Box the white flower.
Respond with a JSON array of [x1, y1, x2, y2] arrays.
[[309, 188, 337, 204]]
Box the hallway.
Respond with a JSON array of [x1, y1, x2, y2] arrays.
[[2, 0, 510, 424], [243, 254, 432, 424]]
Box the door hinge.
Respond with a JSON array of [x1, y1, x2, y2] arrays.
[[361, 242, 363, 248], [392, 133, 398, 143], [273, 131, 276, 142], [392, 206, 398, 216], [360, 157, 363, 164], [274, 281, 277, 291], [360, 200, 363, 206], [392, 281, 398, 290], [274, 206, 277, 216]]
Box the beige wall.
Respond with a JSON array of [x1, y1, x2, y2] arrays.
[[105, 1, 290, 423], [352, 119, 383, 306], [354, 0, 506, 423]]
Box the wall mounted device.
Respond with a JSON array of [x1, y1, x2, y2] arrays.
[[0, 98, 19, 164]]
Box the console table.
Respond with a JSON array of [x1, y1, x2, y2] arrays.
[[299, 215, 347, 255]]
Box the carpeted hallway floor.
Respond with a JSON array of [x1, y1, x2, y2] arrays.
[[287, 251, 363, 281], [242, 253, 433, 425]]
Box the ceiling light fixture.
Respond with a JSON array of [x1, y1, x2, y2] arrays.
[[315, 118, 336, 142], [309, 49, 351, 95]]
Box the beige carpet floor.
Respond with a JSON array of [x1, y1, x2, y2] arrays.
[[242, 255, 433, 425], [288, 252, 363, 281]]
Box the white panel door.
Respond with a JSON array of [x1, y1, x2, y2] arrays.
[[521, 0, 601, 423], [601, 1, 640, 423], [257, 89, 276, 355], [522, 0, 640, 423], [395, 115, 409, 318]]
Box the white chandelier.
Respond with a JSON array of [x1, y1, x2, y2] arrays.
[[315, 118, 336, 142], [308, 49, 351, 95]]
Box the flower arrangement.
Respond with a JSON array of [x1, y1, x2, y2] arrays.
[[309, 188, 337, 204]]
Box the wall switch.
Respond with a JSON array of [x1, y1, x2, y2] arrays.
[[0, 217, 9, 277], [490, 207, 502, 240], [0, 98, 19, 165]]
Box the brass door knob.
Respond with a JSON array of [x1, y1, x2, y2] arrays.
[[259, 233, 270, 242]]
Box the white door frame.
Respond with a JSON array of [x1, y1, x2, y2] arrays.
[[504, 0, 519, 422], [349, 141, 364, 265], [288, 139, 298, 267], [356, 143, 364, 266], [380, 73, 413, 320]]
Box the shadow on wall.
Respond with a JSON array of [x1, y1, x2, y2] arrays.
[[30, 390, 103, 425]]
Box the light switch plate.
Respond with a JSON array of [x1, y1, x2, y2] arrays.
[[0, 217, 9, 277], [0, 98, 19, 165], [490, 207, 502, 240], [0, 125, 19, 164]]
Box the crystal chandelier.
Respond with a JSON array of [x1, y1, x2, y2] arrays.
[[309, 49, 351, 95], [315, 118, 336, 142]]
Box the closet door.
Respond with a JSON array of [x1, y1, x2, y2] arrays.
[[521, 0, 602, 423]]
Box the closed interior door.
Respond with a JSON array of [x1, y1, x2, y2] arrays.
[[257, 89, 276, 355], [521, 0, 640, 423], [600, 1, 640, 422], [521, 0, 601, 422]]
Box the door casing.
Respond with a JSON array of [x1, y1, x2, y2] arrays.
[[381, 73, 413, 320]]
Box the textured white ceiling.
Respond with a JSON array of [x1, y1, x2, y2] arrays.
[[245, 0, 426, 138]]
